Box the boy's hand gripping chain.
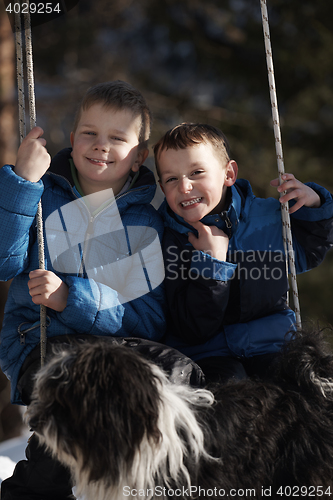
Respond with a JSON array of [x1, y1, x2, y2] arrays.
[[260, 0, 301, 330]]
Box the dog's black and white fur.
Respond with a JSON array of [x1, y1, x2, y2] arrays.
[[26, 330, 333, 500]]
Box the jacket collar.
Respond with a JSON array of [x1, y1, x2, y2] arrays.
[[48, 147, 75, 186], [160, 183, 244, 238], [200, 184, 242, 237]]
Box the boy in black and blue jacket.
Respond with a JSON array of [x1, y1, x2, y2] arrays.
[[154, 123, 333, 383]]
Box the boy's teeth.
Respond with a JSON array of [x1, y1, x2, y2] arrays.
[[90, 158, 107, 163], [181, 197, 202, 207]]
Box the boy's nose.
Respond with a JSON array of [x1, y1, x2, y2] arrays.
[[93, 138, 110, 152], [179, 177, 193, 193]]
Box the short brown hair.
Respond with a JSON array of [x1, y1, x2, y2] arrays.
[[72, 80, 152, 149], [153, 123, 231, 178]]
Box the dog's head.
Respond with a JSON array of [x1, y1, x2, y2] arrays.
[[25, 339, 163, 484]]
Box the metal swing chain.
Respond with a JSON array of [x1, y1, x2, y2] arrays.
[[14, 1, 48, 366], [259, 0, 301, 330]]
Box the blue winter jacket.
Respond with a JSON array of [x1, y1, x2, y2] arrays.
[[0, 148, 166, 403], [159, 179, 333, 362]]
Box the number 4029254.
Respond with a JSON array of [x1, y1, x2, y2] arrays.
[[5, 3, 61, 14]]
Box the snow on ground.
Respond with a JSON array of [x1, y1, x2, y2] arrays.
[[0, 457, 15, 481], [0, 433, 31, 483], [0, 433, 82, 498], [0, 456, 16, 482]]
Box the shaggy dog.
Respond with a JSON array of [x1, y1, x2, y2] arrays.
[[25, 331, 333, 500]]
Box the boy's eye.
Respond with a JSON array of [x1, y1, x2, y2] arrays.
[[112, 136, 125, 142], [192, 170, 204, 176], [84, 131, 96, 136], [165, 177, 177, 183]]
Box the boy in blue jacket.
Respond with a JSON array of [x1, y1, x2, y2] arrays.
[[0, 81, 165, 499], [154, 123, 333, 384]]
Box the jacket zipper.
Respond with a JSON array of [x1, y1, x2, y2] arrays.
[[79, 216, 94, 277], [219, 211, 233, 238], [220, 211, 232, 229], [73, 185, 148, 277]]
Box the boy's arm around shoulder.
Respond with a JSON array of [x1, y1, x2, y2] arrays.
[[55, 204, 166, 341]]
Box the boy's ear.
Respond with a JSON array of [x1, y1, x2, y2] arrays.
[[159, 180, 165, 194], [224, 160, 238, 187], [132, 148, 149, 172], [70, 132, 74, 148]]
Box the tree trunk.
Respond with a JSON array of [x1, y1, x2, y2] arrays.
[[0, 2, 17, 165], [0, 4, 23, 442]]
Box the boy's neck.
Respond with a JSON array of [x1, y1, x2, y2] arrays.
[[69, 159, 136, 209], [79, 176, 127, 199], [207, 186, 231, 216]]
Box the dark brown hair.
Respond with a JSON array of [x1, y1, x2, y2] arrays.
[[153, 123, 231, 178]]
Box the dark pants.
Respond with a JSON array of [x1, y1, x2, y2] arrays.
[[196, 353, 279, 385]]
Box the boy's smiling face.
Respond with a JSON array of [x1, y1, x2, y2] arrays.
[[70, 103, 148, 196], [158, 142, 238, 223]]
